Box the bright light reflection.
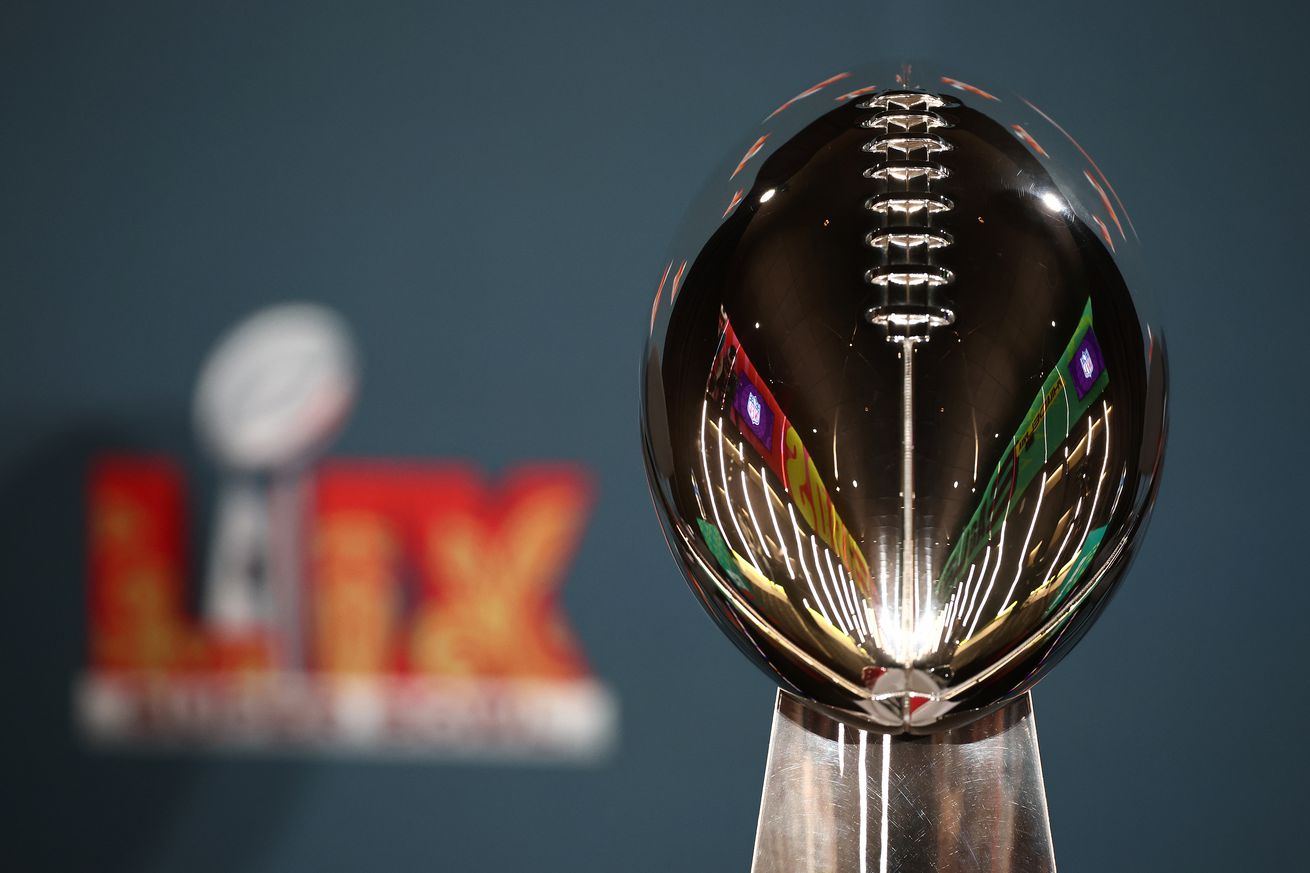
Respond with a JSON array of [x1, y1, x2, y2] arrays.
[[811, 534, 849, 636], [741, 470, 770, 577], [760, 467, 795, 580], [789, 503, 830, 628], [998, 470, 1048, 614], [717, 416, 760, 574]]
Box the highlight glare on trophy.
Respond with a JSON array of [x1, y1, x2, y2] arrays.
[[641, 62, 1166, 871]]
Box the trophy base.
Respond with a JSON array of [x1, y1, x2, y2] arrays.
[[752, 690, 1056, 873]]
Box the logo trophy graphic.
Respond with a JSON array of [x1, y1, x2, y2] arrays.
[[194, 302, 358, 668], [641, 62, 1166, 871], [77, 301, 617, 755]]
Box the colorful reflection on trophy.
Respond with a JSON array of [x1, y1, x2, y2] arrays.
[[682, 300, 1143, 723]]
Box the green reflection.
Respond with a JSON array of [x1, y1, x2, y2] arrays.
[[938, 299, 1109, 595]]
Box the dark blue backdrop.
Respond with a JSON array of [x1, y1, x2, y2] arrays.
[[1, 2, 1304, 871]]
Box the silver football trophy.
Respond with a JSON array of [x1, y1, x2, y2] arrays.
[[641, 62, 1166, 871]]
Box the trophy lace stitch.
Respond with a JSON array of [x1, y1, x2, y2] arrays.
[[860, 91, 957, 343]]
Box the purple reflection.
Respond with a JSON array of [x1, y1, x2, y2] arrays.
[[733, 377, 774, 450], [1067, 327, 1105, 399]]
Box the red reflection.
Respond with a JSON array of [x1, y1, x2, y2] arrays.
[[835, 84, 878, 102], [731, 134, 770, 179], [941, 76, 999, 101], [764, 72, 851, 121], [1011, 124, 1049, 157], [1083, 170, 1124, 239], [670, 259, 688, 303], [650, 260, 672, 334], [723, 188, 744, 219]]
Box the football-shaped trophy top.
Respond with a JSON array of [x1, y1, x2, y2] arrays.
[[641, 62, 1166, 733]]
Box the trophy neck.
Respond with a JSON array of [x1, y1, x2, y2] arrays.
[[752, 690, 1056, 873]]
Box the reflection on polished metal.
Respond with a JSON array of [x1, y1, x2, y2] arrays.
[[641, 60, 1167, 870], [754, 691, 1053, 873], [642, 62, 1165, 731]]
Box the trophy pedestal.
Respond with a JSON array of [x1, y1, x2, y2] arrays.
[[752, 691, 1056, 873]]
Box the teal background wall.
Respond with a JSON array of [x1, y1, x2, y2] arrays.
[[1, 2, 1304, 870]]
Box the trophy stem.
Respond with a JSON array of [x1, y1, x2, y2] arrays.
[[751, 691, 1056, 873]]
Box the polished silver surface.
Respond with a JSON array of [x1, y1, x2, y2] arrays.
[[753, 690, 1054, 873], [642, 62, 1167, 732]]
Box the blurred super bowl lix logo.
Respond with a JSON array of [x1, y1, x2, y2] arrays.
[[75, 304, 616, 760]]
